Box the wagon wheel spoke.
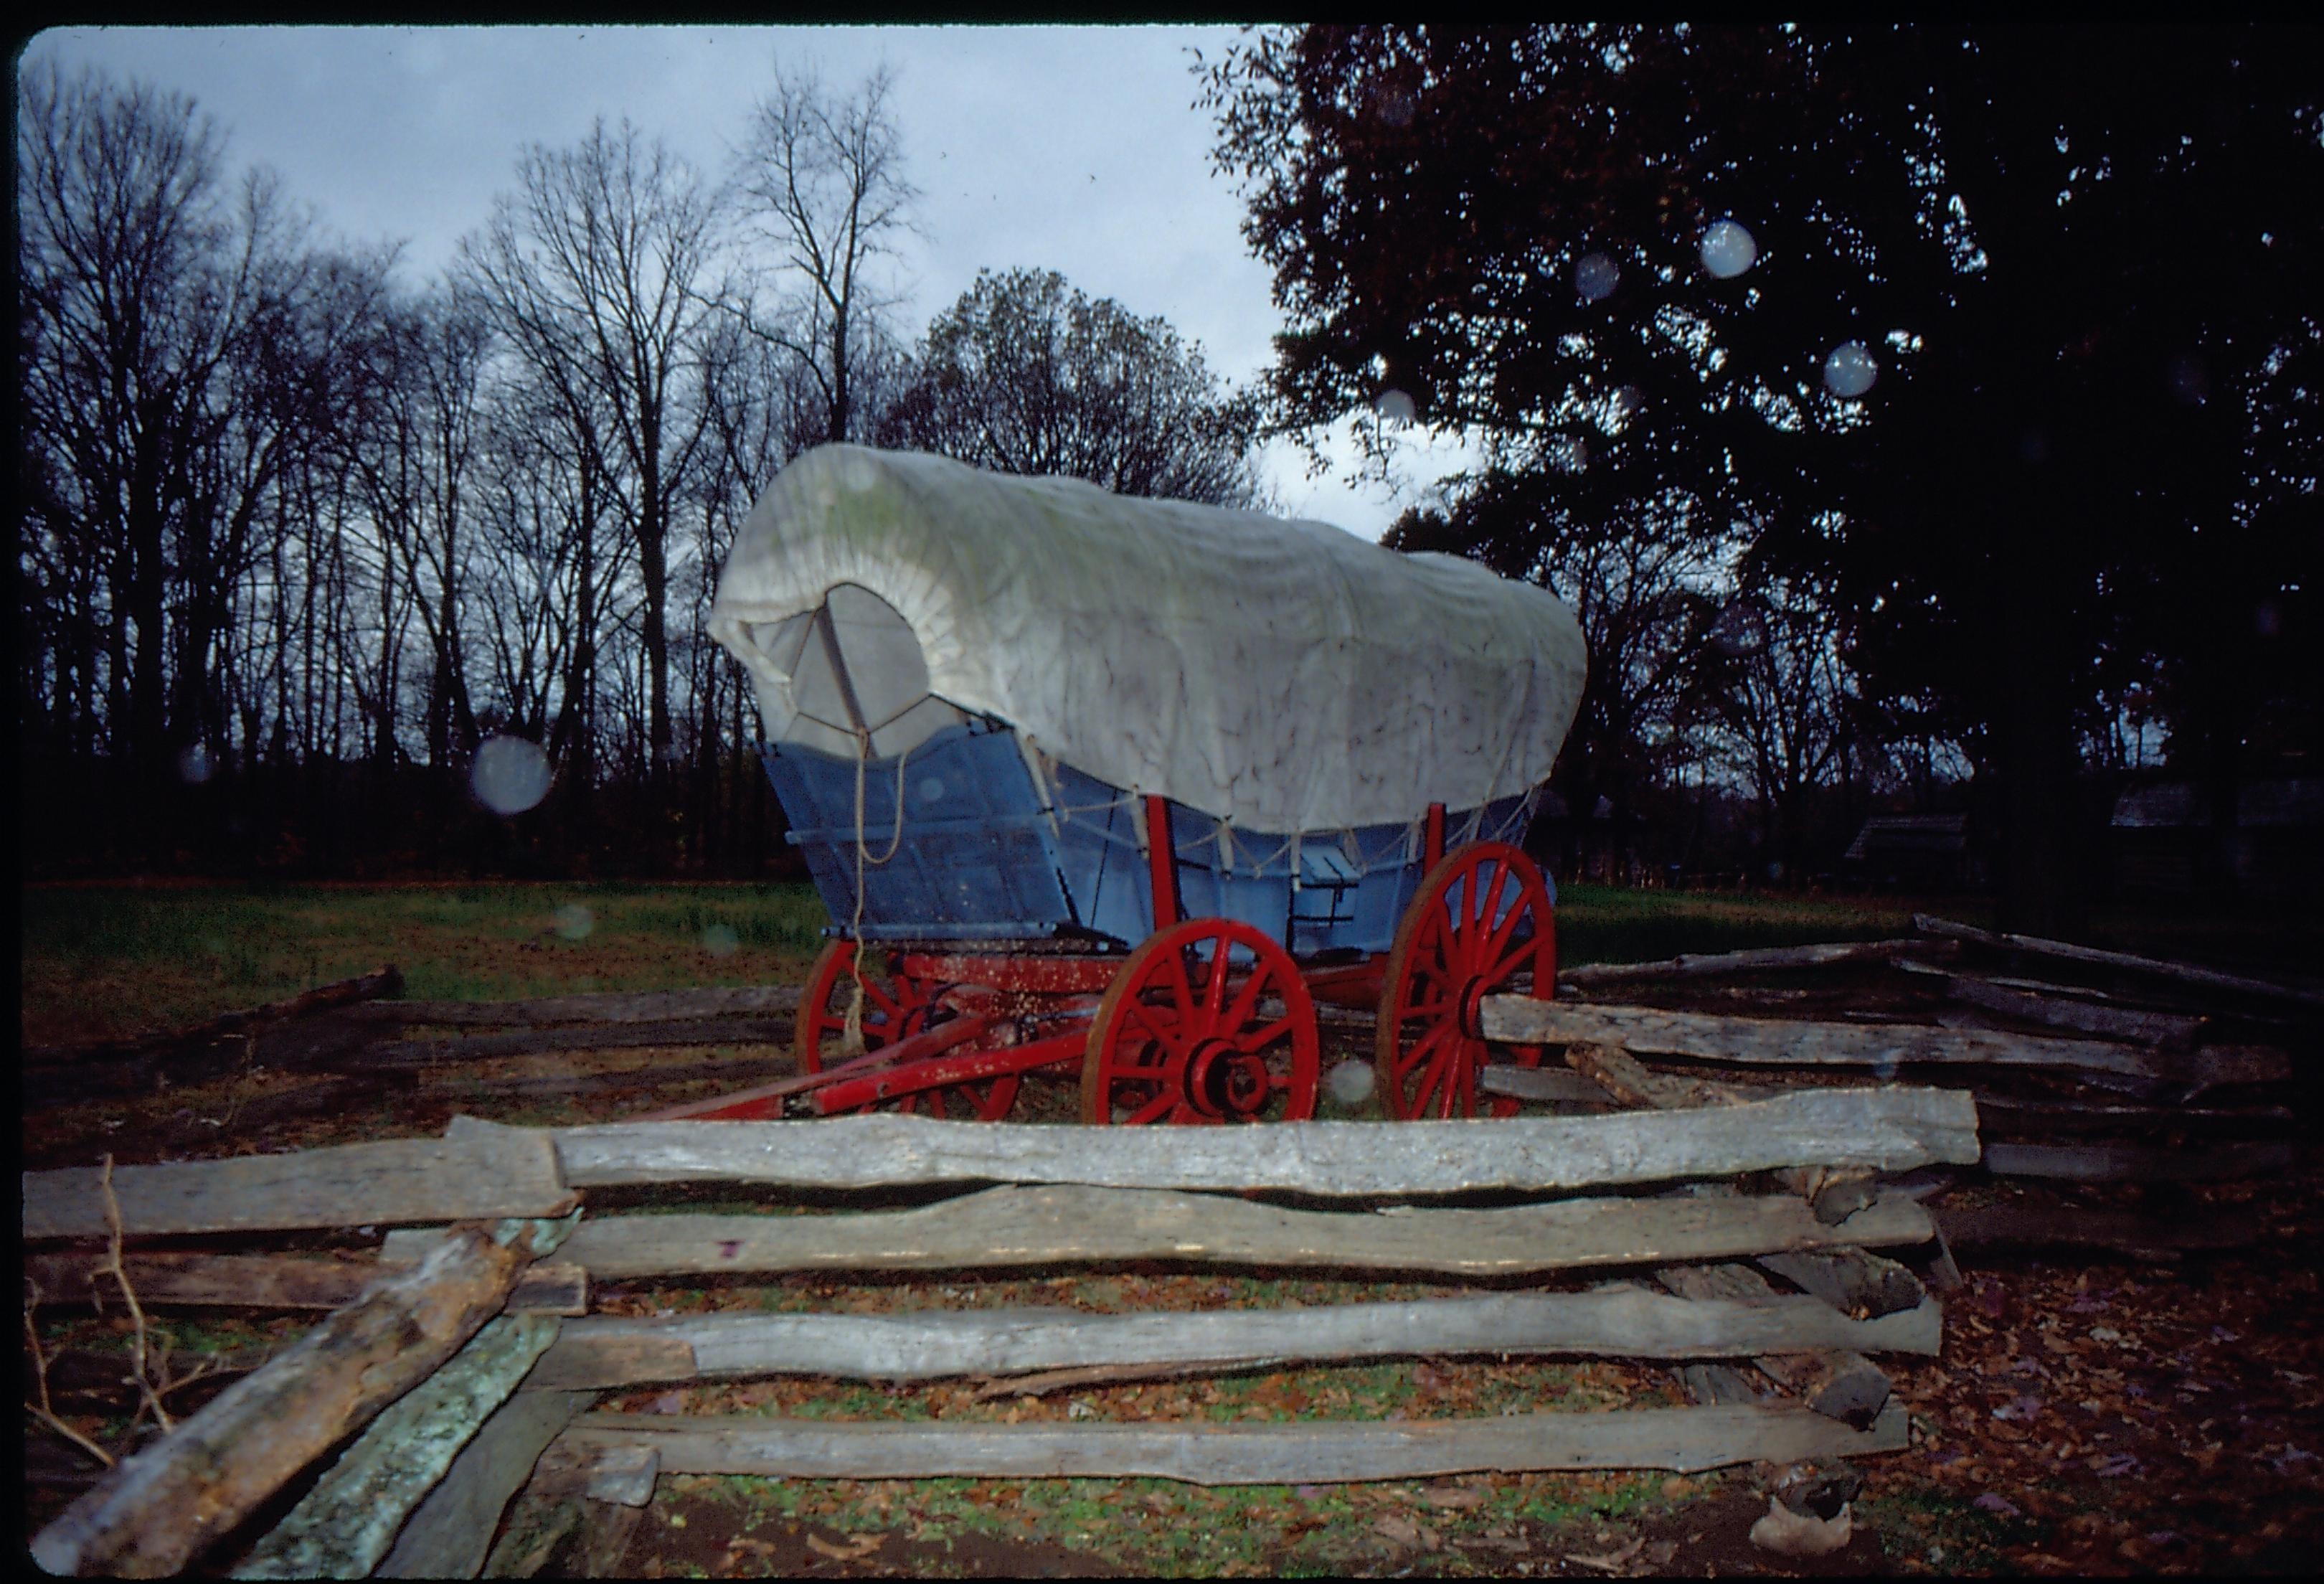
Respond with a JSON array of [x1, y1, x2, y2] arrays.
[[1201, 951, 1232, 1019], [1121, 1090, 1181, 1126], [1392, 1017, 1453, 1080], [1222, 963, 1271, 1035], [854, 974, 907, 1026], [1467, 855, 1501, 941], [1394, 987, 1454, 1024], [1409, 1035, 1460, 1118], [1165, 948, 1199, 1023], [1480, 939, 1539, 991], [1242, 1012, 1300, 1052], [940, 1077, 1023, 1123], [1440, 1037, 1482, 1119], [1476, 890, 1529, 977], [1125, 1000, 1189, 1060], [1427, 1032, 1472, 1114]]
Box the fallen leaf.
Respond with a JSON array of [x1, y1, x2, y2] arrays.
[[1750, 1496, 1853, 1559], [1974, 1493, 2022, 1519], [1420, 1484, 1483, 1509], [804, 1532, 882, 1561], [1373, 1515, 1421, 1545], [1564, 1534, 1645, 1573]]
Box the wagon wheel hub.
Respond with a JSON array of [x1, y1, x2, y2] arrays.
[[1186, 1038, 1270, 1120], [1455, 975, 1494, 1040]]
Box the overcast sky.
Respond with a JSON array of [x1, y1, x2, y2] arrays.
[[23, 24, 1483, 539]]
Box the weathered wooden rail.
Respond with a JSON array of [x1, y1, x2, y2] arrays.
[[20, 979, 806, 1111], [22, 1095, 1975, 1577]]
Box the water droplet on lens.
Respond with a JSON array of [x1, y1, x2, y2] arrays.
[[1327, 1060, 1376, 1108], [703, 923, 740, 958], [1823, 340, 1879, 397], [471, 735, 552, 815], [176, 744, 214, 785], [1574, 252, 1619, 303], [1374, 388, 1418, 425], [1699, 219, 1757, 279], [553, 904, 594, 941]]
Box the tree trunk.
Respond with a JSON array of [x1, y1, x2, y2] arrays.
[[1995, 517, 2084, 937]]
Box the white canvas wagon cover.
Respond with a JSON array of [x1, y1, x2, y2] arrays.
[[707, 444, 1587, 834]]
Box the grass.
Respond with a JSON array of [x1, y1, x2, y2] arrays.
[[16, 881, 833, 1044], [1552, 882, 1935, 966], [657, 1463, 1696, 1578], [24, 873, 2312, 1046], [19, 877, 1946, 1044]]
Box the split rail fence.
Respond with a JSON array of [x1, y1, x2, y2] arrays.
[[21, 911, 2315, 1575], [26, 1095, 1977, 1578]]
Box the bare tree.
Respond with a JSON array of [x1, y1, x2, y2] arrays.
[[460, 118, 723, 806], [348, 288, 494, 773], [17, 63, 237, 776], [730, 62, 918, 446], [19, 63, 390, 827], [1391, 481, 1729, 869], [1679, 575, 1866, 880]]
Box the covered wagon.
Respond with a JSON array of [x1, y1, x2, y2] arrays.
[[694, 444, 1586, 1124]]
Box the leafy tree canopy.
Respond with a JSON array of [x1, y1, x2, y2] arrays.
[[882, 265, 1265, 506], [1206, 24, 2324, 922]]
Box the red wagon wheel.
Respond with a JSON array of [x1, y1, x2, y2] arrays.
[[1376, 842, 1556, 1119], [795, 939, 1021, 1121], [1082, 918, 1320, 1126]]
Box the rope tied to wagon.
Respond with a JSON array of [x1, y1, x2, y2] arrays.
[[838, 727, 915, 1059]]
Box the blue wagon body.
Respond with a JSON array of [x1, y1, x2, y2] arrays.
[[763, 720, 1541, 957]]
